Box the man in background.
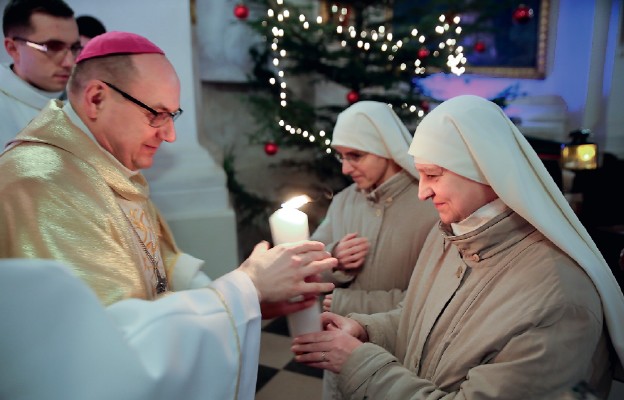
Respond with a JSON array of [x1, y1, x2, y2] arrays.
[[0, 0, 79, 145], [76, 14, 106, 46]]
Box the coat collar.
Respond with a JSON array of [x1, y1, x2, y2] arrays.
[[364, 170, 416, 204], [440, 210, 538, 268]]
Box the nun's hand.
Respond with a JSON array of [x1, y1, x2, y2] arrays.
[[322, 293, 333, 312], [334, 233, 369, 270], [291, 312, 367, 374]]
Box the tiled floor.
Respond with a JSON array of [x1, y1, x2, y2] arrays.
[[256, 316, 323, 400]]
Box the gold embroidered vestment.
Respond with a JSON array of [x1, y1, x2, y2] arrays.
[[0, 101, 180, 305]]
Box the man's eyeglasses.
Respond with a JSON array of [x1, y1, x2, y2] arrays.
[[334, 151, 369, 164], [102, 81, 183, 128], [12, 37, 82, 58]]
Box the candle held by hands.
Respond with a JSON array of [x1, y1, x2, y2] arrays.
[[269, 195, 322, 337], [269, 207, 309, 245]]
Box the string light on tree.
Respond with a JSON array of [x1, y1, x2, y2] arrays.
[[250, 1, 466, 155]]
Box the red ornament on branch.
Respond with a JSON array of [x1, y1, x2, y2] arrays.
[[512, 4, 533, 24], [233, 3, 249, 20], [420, 100, 430, 113], [264, 141, 278, 156], [346, 90, 359, 104], [474, 41, 486, 53], [417, 47, 430, 59]]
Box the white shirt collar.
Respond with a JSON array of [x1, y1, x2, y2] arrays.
[[451, 198, 509, 236], [0, 63, 62, 109]]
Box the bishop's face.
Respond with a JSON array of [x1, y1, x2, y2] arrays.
[[92, 54, 182, 171]]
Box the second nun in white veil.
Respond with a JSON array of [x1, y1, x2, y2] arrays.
[[311, 101, 438, 400]]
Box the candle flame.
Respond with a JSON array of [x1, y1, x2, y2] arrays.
[[281, 195, 311, 209]]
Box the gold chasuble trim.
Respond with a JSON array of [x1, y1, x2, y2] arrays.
[[208, 287, 242, 400], [119, 207, 168, 295]]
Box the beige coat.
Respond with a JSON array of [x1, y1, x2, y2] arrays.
[[311, 171, 438, 316], [343, 210, 611, 399]]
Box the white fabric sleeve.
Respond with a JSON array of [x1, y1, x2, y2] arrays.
[[0, 259, 261, 400], [169, 252, 209, 290]]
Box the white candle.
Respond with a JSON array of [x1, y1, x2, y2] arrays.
[[269, 208, 309, 245], [269, 196, 322, 337]]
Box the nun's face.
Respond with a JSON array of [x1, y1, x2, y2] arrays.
[[334, 146, 400, 191], [415, 164, 498, 224]]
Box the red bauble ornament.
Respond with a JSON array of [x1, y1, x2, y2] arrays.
[[417, 47, 430, 59], [346, 90, 359, 104], [474, 41, 486, 53], [420, 100, 430, 113], [512, 4, 533, 24], [264, 141, 278, 156], [233, 4, 249, 20]]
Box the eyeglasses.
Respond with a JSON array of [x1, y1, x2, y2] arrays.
[[334, 151, 369, 164], [102, 81, 183, 128], [12, 36, 82, 58]]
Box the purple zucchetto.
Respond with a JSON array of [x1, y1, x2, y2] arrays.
[[76, 31, 164, 63]]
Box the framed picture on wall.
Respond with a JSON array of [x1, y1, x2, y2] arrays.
[[620, 3, 624, 47], [391, 0, 550, 79], [321, 0, 550, 79], [461, 0, 549, 79]]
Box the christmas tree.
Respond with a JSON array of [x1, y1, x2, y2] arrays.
[[226, 0, 539, 248], [243, 0, 467, 149]]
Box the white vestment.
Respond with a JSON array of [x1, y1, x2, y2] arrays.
[[0, 63, 62, 148], [0, 258, 262, 400]]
